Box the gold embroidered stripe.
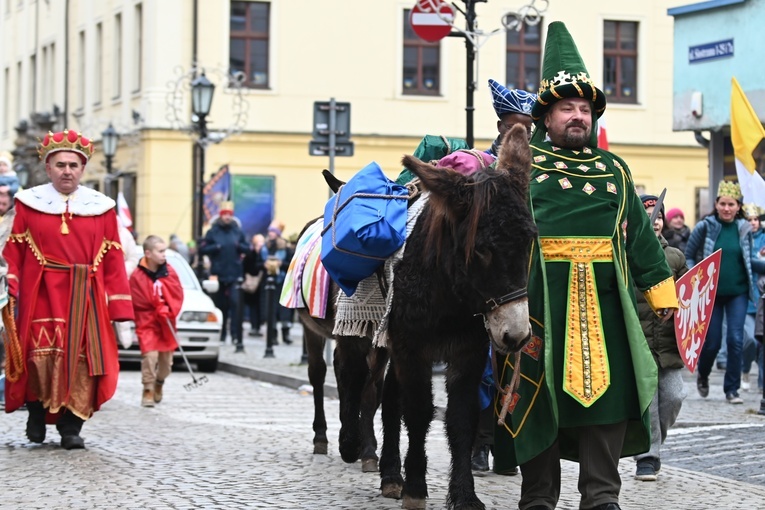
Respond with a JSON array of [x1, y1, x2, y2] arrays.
[[540, 237, 612, 407]]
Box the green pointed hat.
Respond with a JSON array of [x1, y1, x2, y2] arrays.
[[531, 21, 606, 122]]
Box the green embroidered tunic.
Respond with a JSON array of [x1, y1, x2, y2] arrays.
[[493, 140, 677, 471]]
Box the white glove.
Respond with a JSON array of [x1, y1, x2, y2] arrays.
[[115, 321, 134, 350]]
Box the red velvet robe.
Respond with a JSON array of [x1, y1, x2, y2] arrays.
[[130, 259, 184, 353], [3, 185, 134, 421]]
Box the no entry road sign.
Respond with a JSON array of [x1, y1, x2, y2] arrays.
[[410, 0, 455, 42]]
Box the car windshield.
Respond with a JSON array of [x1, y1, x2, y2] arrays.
[[166, 250, 201, 291]]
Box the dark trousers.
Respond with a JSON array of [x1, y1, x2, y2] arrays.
[[698, 293, 748, 394], [213, 282, 242, 344], [28, 401, 84, 437], [472, 405, 494, 452], [519, 421, 628, 510]]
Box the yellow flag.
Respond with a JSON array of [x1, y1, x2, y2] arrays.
[[731, 77, 765, 175]]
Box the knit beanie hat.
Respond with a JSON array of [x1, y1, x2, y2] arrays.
[[640, 194, 665, 220], [665, 207, 684, 223]]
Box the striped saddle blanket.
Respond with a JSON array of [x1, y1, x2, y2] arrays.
[[279, 219, 330, 318]]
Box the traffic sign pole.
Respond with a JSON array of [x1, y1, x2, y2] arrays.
[[328, 97, 337, 199]]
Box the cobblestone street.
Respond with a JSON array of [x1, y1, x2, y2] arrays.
[[3, 361, 765, 509]]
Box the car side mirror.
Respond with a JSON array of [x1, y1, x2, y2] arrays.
[[202, 279, 220, 294]]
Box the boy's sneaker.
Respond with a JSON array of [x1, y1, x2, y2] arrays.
[[153, 380, 164, 404], [697, 376, 709, 398], [741, 373, 751, 391], [141, 389, 155, 408], [635, 458, 661, 481], [725, 391, 744, 404]]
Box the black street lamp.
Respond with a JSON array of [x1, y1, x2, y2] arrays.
[[191, 71, 215, 243], [101, 123, 119, 200]]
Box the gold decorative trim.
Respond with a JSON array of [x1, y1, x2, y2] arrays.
[[10, 230, 46, 265], [107, 294, 132, 302], [644, 276, 679, 312], [93, 239, 123, 272], [541, 237, 612, 407], [532, 166, 612, 180], [31, 318, 67, 323], [572, 82, 584, 98], [530, 144, 601, 162]]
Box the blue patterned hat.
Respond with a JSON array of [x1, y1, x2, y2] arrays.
[[488, 79, 536, 119]]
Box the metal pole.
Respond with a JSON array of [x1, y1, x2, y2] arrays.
[[328, 97, 337, 200], [264, 273, 276, 358], [325, 98, 337, 366], [300, 333, 308, 365], [234, 277, 245, 353], [464, 0, 476, 148], [196, 114, 208, 242], [105, 154, 114, 200]]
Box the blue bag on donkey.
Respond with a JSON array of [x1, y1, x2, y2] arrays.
[[321, 161, 409, 296]]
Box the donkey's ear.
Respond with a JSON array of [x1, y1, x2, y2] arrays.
[[0, 207, 15, 252], [322, 169, 345, 193], [497, 124, 532, 193], [401, 155, 464, 199]]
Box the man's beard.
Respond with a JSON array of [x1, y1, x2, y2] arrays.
[[550, 123, 591, 149]]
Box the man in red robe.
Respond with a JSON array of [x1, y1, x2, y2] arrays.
[[3, 129, 134, 450], [129, 235, 184, 407]]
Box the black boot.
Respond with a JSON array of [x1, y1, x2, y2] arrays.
[[281, 326, 293, 345], [471, 444, 490, 472], [56, 410, 85, 450], [26, 401, 46, 443]]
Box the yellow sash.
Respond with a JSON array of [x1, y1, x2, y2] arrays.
[[540, 237, 613, 407]]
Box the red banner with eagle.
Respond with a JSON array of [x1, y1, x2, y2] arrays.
[[674, 250, 721, 373]]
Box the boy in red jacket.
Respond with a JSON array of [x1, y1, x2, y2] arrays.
[[130, 235, 184, 407]]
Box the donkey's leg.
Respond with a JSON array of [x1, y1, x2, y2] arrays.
[[379, 358, 404, 499], [334, 336, 372, 463], [443, 338, 488, 510], [398, 352, 434, 510], [359, 346, 389, 472], [305, 328, 328, 455]]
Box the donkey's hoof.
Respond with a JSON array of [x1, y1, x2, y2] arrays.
[[361, 458, 378, 472], [402, 495, 427, 509], [313, 441, 328, 455], [381, 482, 403, 499]]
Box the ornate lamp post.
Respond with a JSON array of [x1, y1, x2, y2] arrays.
[[101, 123, 119, 200], [190, 72, 215, 243]]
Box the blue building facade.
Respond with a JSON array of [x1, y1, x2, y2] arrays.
[[669, 0, 765, 209]]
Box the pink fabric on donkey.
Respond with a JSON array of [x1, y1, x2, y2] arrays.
[[435, 149, 495, 176]]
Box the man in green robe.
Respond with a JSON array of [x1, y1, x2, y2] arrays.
[[493, 22, 679, 510]]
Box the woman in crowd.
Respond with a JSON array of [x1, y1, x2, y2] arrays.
[[685, 182, 764, 404]]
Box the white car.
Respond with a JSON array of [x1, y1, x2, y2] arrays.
[[117, 249, 222, 373]]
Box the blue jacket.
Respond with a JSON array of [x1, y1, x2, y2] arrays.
[[748, 228, 765, 313], [199, 218, 249, 284], [684, 215, 763, 302]]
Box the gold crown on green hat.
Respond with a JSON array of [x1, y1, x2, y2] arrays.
[[717, 180, 742, 201], [742, 203, 763, 218]]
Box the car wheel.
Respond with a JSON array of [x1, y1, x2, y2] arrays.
[[196, 357, 218, 373]]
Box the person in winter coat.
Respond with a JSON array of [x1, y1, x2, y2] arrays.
[[633, 195, 689, 482], [130, 235, 184, 407], [685, 181, 765, 404], [242, 234, 266, 337], [199, 201, 249, 346], [741, 204, 765, 391], [662, 207, 691, 253], [261, 222, 294, 345]]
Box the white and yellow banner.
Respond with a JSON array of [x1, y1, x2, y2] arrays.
[[731, 77, 765, 207]]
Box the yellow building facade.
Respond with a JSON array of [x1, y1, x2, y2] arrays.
[[0, 0, 706, 243]]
